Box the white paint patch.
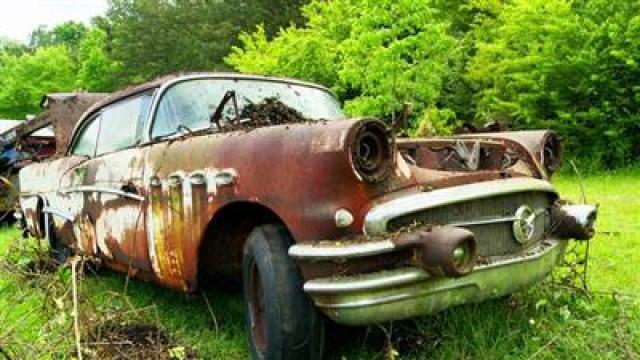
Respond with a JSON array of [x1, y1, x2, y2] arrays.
[[94, 205, 142, 258], [395, 153, 412, 179], [562, 204, 597, 227]]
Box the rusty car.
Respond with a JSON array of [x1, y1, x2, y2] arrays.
[[17, 73, 598, 360]]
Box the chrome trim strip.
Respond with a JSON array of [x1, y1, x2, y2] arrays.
[[305, 268, 430, 294], [447, 207, 546, 228], [304, 240, 560, 295], [189, 171, 207, 185], [289, 240, 396, 260], [42, 206, 74, 222], [61, 186, 144, 202], [315, 283, 478, 309], [364, 177, 557, 235]]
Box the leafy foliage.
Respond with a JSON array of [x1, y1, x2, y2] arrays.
[[0, 46, 75, 118], [0, 0, 308, 119], [228, 0, 640, 167], [28, 21, 88, 54], [227, 0, 458, 132], [75, 28, 122, 92], [107, 0, 308, 83], [0, 37, 27, 57], [0, 0, 639, 165], [468, 0, 640, 167]]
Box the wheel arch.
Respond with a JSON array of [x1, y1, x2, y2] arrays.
[[22, 195, 47, 239], [195, 201, 293, 290]]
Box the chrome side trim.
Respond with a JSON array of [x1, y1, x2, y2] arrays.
[[61, 186, 144, 202], [289, 240, 396, 260], [364, 177, 557, 235], [305, 268, 430, 294], [42, 206, 74, 222], [304, 239, 561, 295]]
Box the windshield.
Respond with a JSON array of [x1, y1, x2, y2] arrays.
[[152, 78, 344, 139]]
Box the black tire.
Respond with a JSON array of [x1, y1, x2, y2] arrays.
[[242, 224, 324, 360]]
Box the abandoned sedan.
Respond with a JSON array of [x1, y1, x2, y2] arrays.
[[18, 73, 597, 359]]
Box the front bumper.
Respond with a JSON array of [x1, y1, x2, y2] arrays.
[[289, 178, 597, 326], [302, 239, 567, 326]]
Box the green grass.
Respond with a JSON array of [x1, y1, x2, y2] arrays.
[[0, 169, 638, 359]]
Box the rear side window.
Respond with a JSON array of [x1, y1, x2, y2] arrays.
[[96, 93, 153, 155], [71, 115, 101, 157]]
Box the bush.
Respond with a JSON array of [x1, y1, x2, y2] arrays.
[[0, 46, 75, 118], [228, 0, 640, 168], [468, 0, 640, 168], [226, 0, 459, 131]]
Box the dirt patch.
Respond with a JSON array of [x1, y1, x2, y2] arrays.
[[221, 97, 310, 132], [85, 323, 197, 360]]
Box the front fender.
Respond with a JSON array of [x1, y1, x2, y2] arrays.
[[455, 130, 562, 179]]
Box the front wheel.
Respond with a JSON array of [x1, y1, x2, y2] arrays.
[[242, 224, 324, 360]]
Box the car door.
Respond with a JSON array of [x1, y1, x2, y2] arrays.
[[71, 93, 154, 272], [144, 79, 234, 290]]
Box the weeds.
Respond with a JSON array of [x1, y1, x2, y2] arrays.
[[0, 232, 196, 359]]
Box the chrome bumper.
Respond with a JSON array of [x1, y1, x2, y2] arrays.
[[289, 178, 595, 325], [301, 239, 567, 326]]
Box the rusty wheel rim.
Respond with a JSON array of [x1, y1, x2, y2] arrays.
[[248, 260, 267, 353]]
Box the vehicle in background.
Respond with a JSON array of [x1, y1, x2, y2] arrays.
[[0, 93, 108, 224]]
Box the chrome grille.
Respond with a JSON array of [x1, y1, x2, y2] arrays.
[[387, 191, 552, 256]]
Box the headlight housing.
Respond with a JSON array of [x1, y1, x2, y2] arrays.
[[350, 119, 395, 183]]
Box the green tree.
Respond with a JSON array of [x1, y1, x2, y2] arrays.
[[29, 21, 88, 53], [0, 37, 28, 57], [227, 0, 458, 132], [467, 0, 640, 167], [106, 0, 308, 85], [76, 28, 121, 91], [0, 46, 76, 119]]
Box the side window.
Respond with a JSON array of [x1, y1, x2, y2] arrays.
[[71, 115, 101, 157], [152, 81, 226, 139], [96, 93, 153, 155]]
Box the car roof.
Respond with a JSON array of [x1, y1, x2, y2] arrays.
[[69, 72, 336, 154], [81, 72, 333, 121]]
